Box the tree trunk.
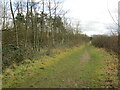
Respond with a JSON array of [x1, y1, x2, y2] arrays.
[[25, 0, 29, 47], [30, 3, 35, 50], [10, 0, 18, 47]]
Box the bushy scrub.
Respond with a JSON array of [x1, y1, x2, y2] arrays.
[[91, 35, 118, 53]]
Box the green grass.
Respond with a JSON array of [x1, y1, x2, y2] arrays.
[[3, 44, 118, 88]]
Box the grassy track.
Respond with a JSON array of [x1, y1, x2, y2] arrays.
[[3, 44, 118, 88]]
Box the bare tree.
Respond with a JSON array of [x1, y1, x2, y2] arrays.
[[118, 2, 120, 59], [25, 0, 29, 47], [10, 0, 19, 47]]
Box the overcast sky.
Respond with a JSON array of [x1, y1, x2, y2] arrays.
[[1, 0, 119, 36], [63, 0, 119, 36]]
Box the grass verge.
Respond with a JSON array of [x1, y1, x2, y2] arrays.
[[3, 44, 118, 88]]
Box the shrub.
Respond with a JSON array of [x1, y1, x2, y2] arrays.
[[92, 35, 118, 54]]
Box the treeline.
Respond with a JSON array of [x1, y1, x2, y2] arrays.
[[2, 0, 89, 68], [92, 35, 118, 54]]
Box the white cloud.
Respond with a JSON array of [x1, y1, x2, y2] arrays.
[[63, 0, 119, 36]]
